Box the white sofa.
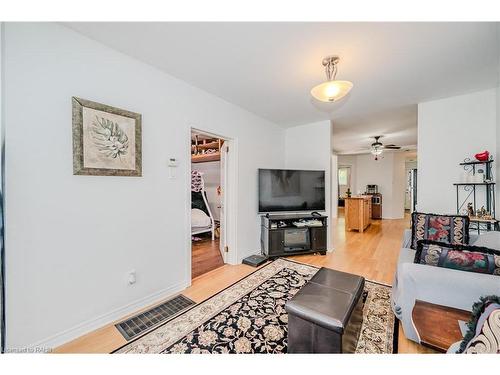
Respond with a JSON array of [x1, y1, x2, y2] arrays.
[[392, 229, 500, 343]]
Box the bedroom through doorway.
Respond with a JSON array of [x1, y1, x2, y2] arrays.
[[190, 129, 229, 279]]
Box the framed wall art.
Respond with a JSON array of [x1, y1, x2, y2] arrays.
[[72, 97, 142, 176]]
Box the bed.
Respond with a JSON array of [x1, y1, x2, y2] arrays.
[[191, 170, 215, 240]]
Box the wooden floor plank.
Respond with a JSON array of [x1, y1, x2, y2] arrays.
[[191, 235, 224, 279]]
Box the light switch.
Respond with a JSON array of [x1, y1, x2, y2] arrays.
[[168, 158, 178, 179]]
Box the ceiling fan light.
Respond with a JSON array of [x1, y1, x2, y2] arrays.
[[371, 147, 383, 156], [310, 80, 353, 102]]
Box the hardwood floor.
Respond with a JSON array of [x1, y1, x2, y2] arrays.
[[55, 209, 435, 354], [191, 235, 224, 279], [292, 208, 405, 285]]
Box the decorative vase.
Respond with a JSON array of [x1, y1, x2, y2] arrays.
[[474, 151, 490, 162]]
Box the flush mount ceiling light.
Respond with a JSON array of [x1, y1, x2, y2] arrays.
[[310, 56, 353, 103]]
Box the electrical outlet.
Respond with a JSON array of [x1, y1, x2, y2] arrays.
[[128, 270, 136, 285]]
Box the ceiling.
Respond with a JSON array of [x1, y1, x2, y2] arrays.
[[332, 105, 418, 154], [65, 22, 499, 152]]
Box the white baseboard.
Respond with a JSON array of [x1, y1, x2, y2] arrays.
[[24, 280, 190, 352]]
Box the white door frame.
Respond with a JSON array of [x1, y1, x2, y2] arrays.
[[185, 126, 238, 283]]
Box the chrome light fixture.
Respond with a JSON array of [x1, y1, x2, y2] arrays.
[[310, 56, 353, 103], [371, 136, 383, 160]]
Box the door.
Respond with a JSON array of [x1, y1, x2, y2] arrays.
[[268, 230, 285, 256], [219, 141, 228, 262], [311, 227, 327, 251]]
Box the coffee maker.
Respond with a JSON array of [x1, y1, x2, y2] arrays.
[[366, 185, 378, 194]]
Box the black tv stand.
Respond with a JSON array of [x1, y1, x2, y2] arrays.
[[260, 213, 328, 258]]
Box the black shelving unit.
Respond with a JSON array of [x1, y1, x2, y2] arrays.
[[260, 214, 328, 258], [454, 159, 499, 233]]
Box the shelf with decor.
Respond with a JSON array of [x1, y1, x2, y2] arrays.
[[191, 153, 220, 163], [454, 155, 498, 234], [191, 136, 222, 163], [468, 216, 498, 224], [453, 182, 495, 186], [459, 160, 494, 166], [192, 141, 220, 151]]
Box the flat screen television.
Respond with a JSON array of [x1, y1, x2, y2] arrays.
[[258, 169, 325, 213]]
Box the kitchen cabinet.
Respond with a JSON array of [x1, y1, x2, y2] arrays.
[[345, 196, 372, 232]]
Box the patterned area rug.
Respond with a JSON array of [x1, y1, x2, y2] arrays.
[[115, 259, 397, 354]]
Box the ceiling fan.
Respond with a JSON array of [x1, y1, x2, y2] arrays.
[[370, 136, 401, 160]]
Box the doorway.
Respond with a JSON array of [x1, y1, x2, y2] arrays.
[[405, 168, 418, 212], [405, 157, 418, 213], [190, 129, 231, 279], [337, 165, 352, 218]]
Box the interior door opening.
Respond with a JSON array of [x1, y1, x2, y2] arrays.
[[337, 165, 351, 219], [408, 168, 417, 212], [190, 128, 231, 280]]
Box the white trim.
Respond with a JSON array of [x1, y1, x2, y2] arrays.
[[189, 127, 238, 266], [185, 126, 193, 284], [226, 137, 238, 264], [20, 280, 189, 351], [0, 22, 4, 354]]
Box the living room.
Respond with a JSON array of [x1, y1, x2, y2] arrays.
[[1, 2, 500, 374]]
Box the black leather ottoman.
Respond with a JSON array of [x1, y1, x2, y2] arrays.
[[285, 267, 365, 353]]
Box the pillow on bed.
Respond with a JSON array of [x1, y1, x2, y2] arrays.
[[192, 208, 211, 228]]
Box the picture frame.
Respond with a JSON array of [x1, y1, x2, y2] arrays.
[[72, 97, 142, 176]]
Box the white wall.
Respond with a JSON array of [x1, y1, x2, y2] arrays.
[[331, 154, 338, 219], [496, 51, 500, 214], [284, 120, 332, 250], [337, 155, 357, 197], [391, 153, 407, 219], [0, 22, 4, 354], [497, 87, 500, 215], [337, 153, 406, 219], [353, 153, 406, 219], [418, 89, 497, 214], [191, 161, 221, 221], [3, 23, 286, 349]]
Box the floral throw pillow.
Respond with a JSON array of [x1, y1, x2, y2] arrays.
[[415, 240, 500, 276], [411, 212, 469, 250], [458, 295, 500, 354]]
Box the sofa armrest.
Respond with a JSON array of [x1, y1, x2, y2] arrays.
[[392, 262, 500, 343], [402, 228, 412, 249]]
